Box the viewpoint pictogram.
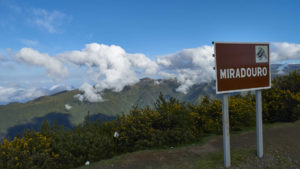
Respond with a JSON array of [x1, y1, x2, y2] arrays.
[[255, 46, 268, 63]]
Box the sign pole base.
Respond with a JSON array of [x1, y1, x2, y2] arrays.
[[222, 93, 231, 167]]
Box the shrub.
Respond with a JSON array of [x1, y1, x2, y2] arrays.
[[229, 94, 256, 131], [0, 131, 58, 169], [189, 97, 222, 135], [263, 88, 300, 123]]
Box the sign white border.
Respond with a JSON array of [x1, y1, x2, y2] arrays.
[[214, 42, 271, 94]]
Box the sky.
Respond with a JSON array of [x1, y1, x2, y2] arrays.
[[1, 0, 300, 104]]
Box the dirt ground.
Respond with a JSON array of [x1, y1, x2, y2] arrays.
[[79, 121, 300, 169]]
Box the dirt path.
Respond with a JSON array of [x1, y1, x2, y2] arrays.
[[79, 121, 300, 169]]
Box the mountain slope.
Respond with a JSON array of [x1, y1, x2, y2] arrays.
[[0, 78, 215, 139]]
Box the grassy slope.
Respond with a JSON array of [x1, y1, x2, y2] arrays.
[[0, 79, 215, 137], [77, 121, 300, 169]]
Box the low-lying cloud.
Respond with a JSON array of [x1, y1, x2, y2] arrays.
[[65, 104, 72, 110], [74, 82, 103, 102], [0, 85, 72, 104], [0, 86, 47, 104], [61, 43, 158, 102], [157, 45, 215, 93]]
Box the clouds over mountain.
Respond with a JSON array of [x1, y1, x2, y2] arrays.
[[0, 86, 47, 104], [60, 43, 158, 90], [6, 42, 300, 103], [0, 84, 71, 104], [157, 45, 214, 93], [74, 82, 103, 102], [60, 43, 158, 102]]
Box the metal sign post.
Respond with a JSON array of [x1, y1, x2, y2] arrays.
[[222, 93, 231, 167], [256, 90, 263, 158]]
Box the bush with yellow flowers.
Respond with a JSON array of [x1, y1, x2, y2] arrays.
[[229, 94, 256, 131], [116, 95, 196, 152], [189, 97, 222, 135], [263, 88, 300, 123], [0, 131, 59, 169]]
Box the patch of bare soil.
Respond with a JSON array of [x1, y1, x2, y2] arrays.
[[229, 123, 300, 169]]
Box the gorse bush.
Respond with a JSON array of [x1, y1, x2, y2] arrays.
[[263, 88, 300, 123], [0, 131, 59, 169], [0, 71, 299, 169], [272, 71, 300, 93], [229, 94, 256, 131], [262, 70, 300, 123], [189, 97, 222, 135]]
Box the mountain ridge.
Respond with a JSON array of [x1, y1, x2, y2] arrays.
[[0, 78, 215, 139]]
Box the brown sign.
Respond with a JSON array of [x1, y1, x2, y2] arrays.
[[214, 42, 271, 94]]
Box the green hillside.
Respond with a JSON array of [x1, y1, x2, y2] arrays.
[[0, 78, 215, 139]]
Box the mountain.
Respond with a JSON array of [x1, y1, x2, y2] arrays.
[[0, 78, 215, 140], [271, 63, 300, 77], [0, 84, 73, 105], [1, 63, 299, 140]]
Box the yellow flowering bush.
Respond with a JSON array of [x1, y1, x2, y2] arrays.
[[0, 131, 59, 169]]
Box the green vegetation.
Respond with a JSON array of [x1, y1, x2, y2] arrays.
[[263, 71, 300, 123], [196, 149, 256, 169], [0, 72, 299, 169]]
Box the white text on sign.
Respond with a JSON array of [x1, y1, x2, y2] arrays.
[[220, 67, 268, 79]]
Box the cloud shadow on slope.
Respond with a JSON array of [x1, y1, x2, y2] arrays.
[[5, 112, 73, 140], [4, 112, 116, 140]]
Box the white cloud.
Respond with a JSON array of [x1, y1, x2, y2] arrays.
[[128, 53, 158, 74], [157, 45, 215, 94], [158, 72, 176, 79], [14, 48, 68, 80], [271, 42, 300, 63], [19, 39, 39, 47], [74, 82, 103, 102], [12, 43, 158, 103], [49, 84, 72, 95], [73, 94, 84, 102], [31, 8, 71, 33], [11, 44, 214, 101], [8, 42, 300, 104], [154, 80, 161, 85], [0, 86, 47, 104], [0, 84, 72, 105], [277, 63, 289, 75], [65, 104, 72, 110], [61, 43, 158, 102]]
